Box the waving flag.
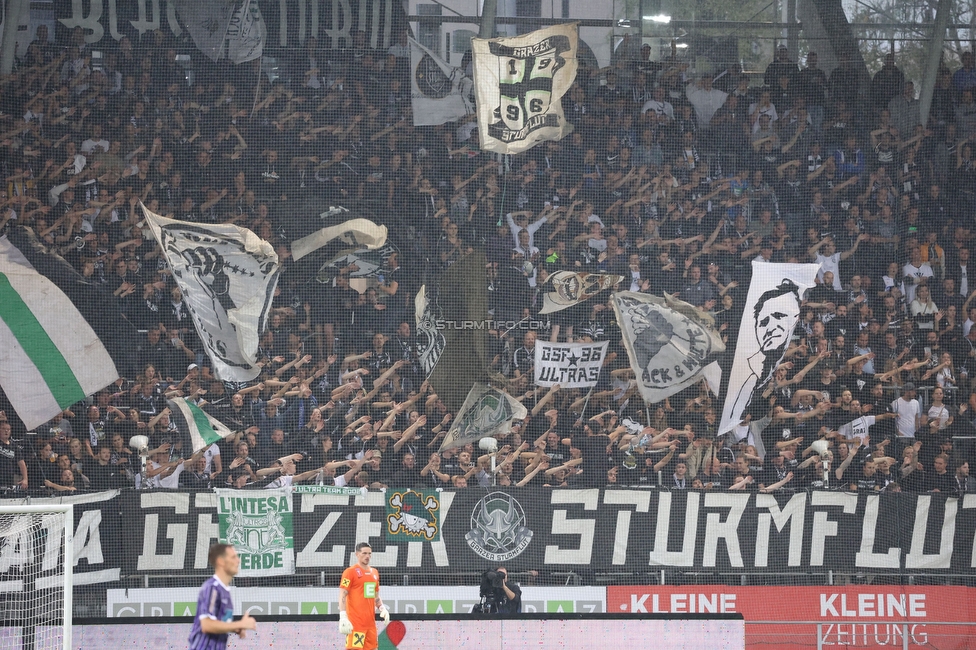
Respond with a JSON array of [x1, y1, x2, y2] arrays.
[[426, 251, 489, 412], [172, 0, 237, 62], [174, 0, 266, 63], [167, 398, 235, 454], [472, 23, 579, 154], [0, 235, 118, 429], [290, 217, 388, 261], [613, 291, 725, 405], [539, 271, 622, 314], [142, 205, 280, 383], [439, 383, 527, 451], [410, 37, 473, 126]]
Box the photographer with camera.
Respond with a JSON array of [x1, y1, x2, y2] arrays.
[[474, 567, 522, 615]]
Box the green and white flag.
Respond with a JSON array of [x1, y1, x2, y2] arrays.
[[167, 398, 235, 454], [439, 383, 527, 451], [216, 488, 294, 577], [0, 236, 118, 430]]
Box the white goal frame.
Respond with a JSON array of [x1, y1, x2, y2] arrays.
[[0, 504, 73, 650]]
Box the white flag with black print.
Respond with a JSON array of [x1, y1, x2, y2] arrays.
[[174, 0, 265, 63], [718, 261, 819, 435], [225, 0, 267, 64], [290, 217, 388, 261], [172, 0, 236, 62], [142, 205, 280, 383], [538, 271, 622, 314], [471, 23, 578, 154], [410, 37, 473, 126], [534, 341, 608, 388], [612, 291, 726, 405]]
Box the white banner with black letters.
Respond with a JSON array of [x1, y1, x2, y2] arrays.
[[472, 23, 578, 154], [142, 205, 280, 382], [718, 262, 819, 435], [534, 341, 608, 388], [115, 489, 976, 576]]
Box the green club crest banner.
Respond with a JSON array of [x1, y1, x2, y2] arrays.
[[216, 488, 295, 577]]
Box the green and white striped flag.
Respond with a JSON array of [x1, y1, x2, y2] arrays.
[[0, 236, 119, 430], [167, 398, 235, 453]]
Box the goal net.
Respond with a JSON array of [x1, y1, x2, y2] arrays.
[[0, 505, 73, 650]]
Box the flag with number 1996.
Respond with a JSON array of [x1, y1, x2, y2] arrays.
[[472, 23, 579, 154]]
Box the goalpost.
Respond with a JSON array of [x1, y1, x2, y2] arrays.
[[0, 504, 73, 650]]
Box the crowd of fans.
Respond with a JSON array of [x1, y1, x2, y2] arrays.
[[2, 24, 976, 498]]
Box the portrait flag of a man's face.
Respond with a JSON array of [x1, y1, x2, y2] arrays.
[[718, 261, 819, 435]]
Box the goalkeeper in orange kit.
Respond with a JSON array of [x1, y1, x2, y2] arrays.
[[338, 542, 389, 650]]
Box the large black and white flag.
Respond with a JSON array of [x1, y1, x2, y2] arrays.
[[291, 217, 388, 261], [472, 23, 578, 154], [142, 205, 280, 382], [534, 341, 608, 388], [415, 285, 446, 378], [316, 243, 399, 283], [172, 0, 236, 62], [410, 37, 473, 126], [225, 0, 266, 64], [174, 0, 266, 64], [539, 271, 622, 314], [718, 261, 819, 434], [612, 292, 725, 404], [439, 383, 527, 451]]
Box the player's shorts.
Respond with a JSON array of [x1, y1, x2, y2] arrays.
[[346, 627, 377, 650]]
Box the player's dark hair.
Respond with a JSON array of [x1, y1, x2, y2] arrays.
[[208, 543, 232, 567], [355, 542, 372, 552]]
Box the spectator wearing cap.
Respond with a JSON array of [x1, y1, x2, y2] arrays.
[[764, 44, 799, 88]]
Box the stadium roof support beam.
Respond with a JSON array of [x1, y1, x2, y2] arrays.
[[920, 0, 953, 127], [797, 0, 871, 84], [0, 0, 27, 76], [480, 0, 497, 38]]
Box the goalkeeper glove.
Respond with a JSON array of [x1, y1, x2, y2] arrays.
[[379, 605, 390, 623], [338, 611, 353, 635]]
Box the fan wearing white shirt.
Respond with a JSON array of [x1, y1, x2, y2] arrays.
[[807, 234, 866, 290], [685, 73, 728, 127], [902, 247, 934, 304], [256, 455, 324, 489], [641, 86, 674, 120]]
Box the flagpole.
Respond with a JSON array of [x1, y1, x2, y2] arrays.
[[576, 386, 595, 425], [479, 0, 497, 38], [500, 316, 530, 338]]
